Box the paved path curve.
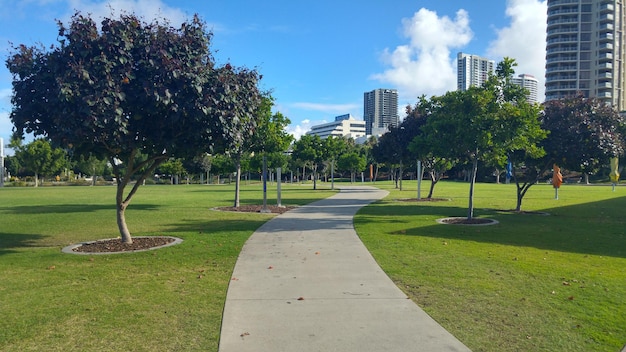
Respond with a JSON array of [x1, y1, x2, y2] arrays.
[[218, 186, 471, 352]]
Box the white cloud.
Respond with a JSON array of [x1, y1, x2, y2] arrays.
[[487, 0, 548, 101], [286, 121, 311, 141], [371, 8, 473, 101], [0, 89, 13, 143], [64, 0, 189, 26]]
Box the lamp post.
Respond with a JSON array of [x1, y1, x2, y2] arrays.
[[0, 138, 5, 187], [261, 154, 270, 213]]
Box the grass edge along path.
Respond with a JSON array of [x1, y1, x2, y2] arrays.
[[0, 183, 336, 352], [355, 181, 626, 352]]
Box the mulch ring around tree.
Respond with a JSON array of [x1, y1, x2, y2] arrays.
[[436, 217, 499, 226], [213, 205, 298, 214], [62, 236, 183, 255]]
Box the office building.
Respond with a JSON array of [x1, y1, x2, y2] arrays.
[[512, 74, 540, 103], [457, 52, 495, 91], [545, 0, 626, 110], [306, 114, 366, 139], [363, 89, 399, 135]]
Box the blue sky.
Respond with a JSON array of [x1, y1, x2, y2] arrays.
[[0, 0, 548, 154]]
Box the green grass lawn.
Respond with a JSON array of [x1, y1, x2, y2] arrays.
[[0, 183, 335, 352], [355, 180, 626, 352], [2, 181, 625, 351]]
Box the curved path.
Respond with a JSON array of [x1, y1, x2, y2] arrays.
[[218, 186, 470, 352]]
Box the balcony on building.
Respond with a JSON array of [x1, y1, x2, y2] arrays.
[[599, 33, 614, 42], [600, 13, 614, 23], [547, 0, 579, 6], [600, 23, 614, 31], [600, 3, 614, 13], [598, 42, 614, 51], [599, 52, 614, 60]]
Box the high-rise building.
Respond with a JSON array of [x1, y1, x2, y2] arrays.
[[512, 74, 540, 104], [457, 52, 495, 91], [363, 89, 399, 135], [545, 0, 626, 110]]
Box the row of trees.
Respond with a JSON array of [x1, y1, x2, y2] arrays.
[[7, 11, 624, 241], [372, 58, 625, 218], [4, 132, 373, 187]]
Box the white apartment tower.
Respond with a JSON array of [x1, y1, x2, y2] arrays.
[[457, 52, 495, 91], [363, 89, 399, 135], [512, 74, 540, 103], [545, 0, 626, 110]]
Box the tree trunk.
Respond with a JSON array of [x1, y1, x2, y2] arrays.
[[116, 202, 132, 244], [427, 172, 437, 198], [399, 163, 403, 191], [467, 157, 478, 219], [394, 168, 399, 189], [34, 172, 39, 188], [116, 182, 133, 244], [516, 187, 523, 212], [234, 155, 242, 207], [313, 164, 317, 190]]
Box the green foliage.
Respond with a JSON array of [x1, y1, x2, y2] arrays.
[[158, 158, 186, 184], [14, 139, 67, 187], [337, 152, 366, 182], [248, 96, 293, 154], [74, 154, 108, 177], [416, 58, 545, 216], [291, 134, 324, 189], [542, 93, 625, 174]]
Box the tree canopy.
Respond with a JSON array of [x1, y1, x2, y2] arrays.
[[6, 12, 262, 242], [416, 58, 545, 218], [542, 93, 625, 176]]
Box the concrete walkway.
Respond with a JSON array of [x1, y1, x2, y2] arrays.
[[218, 186, 471, 352]]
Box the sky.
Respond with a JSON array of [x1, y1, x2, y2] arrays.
[[0, 0, 548, 155]]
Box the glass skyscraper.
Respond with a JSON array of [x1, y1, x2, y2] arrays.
[[363, 89, 399, 135]]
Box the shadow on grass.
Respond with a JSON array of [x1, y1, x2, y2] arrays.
[[5, 203, 161, 214], [0, 233, 49, 255], [358, 196, 626, 258]]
